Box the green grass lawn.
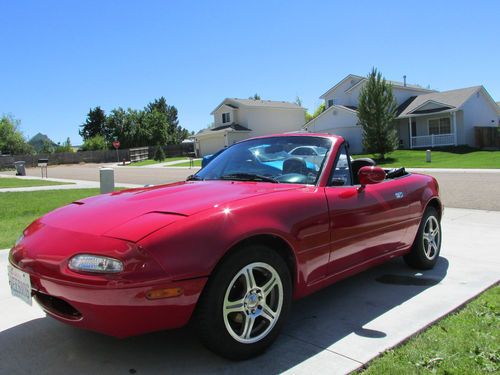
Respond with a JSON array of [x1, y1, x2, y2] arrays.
[[128, 157, 188, 166], [0, 177, 72, 189], [169, 159, 202, 167], [0, 188, 103, 249], [354, 147, 500, 169], [365, 285, 499, 374]]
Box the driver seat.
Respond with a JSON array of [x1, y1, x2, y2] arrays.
[[283, 157, 307, 175]]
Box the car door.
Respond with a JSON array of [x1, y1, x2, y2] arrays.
[[324, 144, 411, 275]]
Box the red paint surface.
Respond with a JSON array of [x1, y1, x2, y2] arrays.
[[358, 166, 386, 185], [9, 133, 441, 337]]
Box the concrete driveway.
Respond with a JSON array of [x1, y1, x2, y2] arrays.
[[1, 208, 498, 374]]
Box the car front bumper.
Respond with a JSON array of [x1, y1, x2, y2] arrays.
[[11, 261, 207, 338]]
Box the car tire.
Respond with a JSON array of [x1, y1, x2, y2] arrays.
[[195, 244, 292, 360], [404, 206, 441, 269]]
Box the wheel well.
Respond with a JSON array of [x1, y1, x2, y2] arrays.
[[227, 234, 297, 288], [426, 198, 442, 221]]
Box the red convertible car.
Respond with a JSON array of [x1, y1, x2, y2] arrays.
[[8, 134, 442, 359]]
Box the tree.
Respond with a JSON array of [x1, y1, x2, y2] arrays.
[[80, 107, 106, 140], [177, 127, 190, 142], [249, 93, 261, 100], [40, 139, 55, 154], [104, 108, 139, 148], [80, 135, 108, 151], [305, 102, 325, 123], [0, 115, 34, 155], [145, 97, 189, 144], [146, 97, 168, 114], [142, 109, 168, 146], [357, 68, 398, 159], [153, 144, 166, 162], [295, 96, 302, 107], [78, 97, 190, 149], [55, 137, 73, 153]]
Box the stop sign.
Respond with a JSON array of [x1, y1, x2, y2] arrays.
[[112, 140, 120, 149]]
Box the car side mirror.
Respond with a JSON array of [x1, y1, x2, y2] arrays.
[[358, 166, 386, 191]]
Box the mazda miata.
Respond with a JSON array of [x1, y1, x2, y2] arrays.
[[8, 133, 442, 359]]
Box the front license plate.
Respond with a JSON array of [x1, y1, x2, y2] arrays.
[[7, 265, 32, 306]]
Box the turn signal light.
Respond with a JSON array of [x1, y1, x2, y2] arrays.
[[146, 287, 183, 300]]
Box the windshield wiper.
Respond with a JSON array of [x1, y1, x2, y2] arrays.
[[186, 174, 203, 181], [219, 173, 279, 183]]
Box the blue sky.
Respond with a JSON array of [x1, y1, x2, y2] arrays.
[[1, 0, 499, 145]]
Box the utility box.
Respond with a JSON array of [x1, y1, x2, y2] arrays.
[[100, 167, 115, 194], [14, 161, 26, 176]]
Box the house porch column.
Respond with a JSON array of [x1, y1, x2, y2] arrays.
[[452, 111, 457, 146], [408, 117, 413, 149]]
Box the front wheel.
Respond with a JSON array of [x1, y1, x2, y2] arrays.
[[195, 245, 292, 360], [404, 206, 441, 269]]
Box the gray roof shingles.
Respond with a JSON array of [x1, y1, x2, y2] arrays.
[[397, 86, 481, 117], [211, 123, 251, 131]]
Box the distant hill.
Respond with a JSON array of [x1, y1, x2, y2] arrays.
[[28, 133, 58, 152]]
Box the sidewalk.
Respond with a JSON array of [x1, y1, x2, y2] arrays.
[[114, 158, 202, 169], [408, 167, 500, 173], [0, 207, 498, 374], [0, 174, 141, 192]]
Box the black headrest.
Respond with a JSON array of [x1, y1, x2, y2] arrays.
[[351, 158, 376, 169], [283, 157, 307, 174]]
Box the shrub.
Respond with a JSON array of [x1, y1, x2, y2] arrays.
[[80, 135, 108, 151], [153, 144, 166, 162]]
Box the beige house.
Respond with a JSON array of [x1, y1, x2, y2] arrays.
[[193, 98, 306, 156], [305, 74, 500, 153]]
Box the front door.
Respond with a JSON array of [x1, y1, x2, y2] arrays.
[[324, 144, 411, 275]]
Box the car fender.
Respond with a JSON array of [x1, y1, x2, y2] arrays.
[[403, 173, 442, 246], [138, 186, 330, 293]]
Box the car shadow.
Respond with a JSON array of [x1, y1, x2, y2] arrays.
[[0, 257, 448, 374]]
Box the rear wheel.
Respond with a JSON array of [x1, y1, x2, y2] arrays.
[[404, 207, 441, 269], [196, 245, 292, 360]]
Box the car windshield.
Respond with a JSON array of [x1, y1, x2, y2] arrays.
[[194, 136, 332, 184]]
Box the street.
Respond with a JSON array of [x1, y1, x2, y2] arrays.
[[4, 164, 500, 211]]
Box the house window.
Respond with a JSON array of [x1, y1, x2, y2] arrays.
[[327, 99, 334, 108], [428, 117, 451, 135], [222, 112, 231, 124]]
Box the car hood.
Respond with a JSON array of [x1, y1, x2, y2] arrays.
[[39, 180, 300, 239]]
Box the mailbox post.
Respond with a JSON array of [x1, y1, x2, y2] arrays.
[[38, 159, 48, 178], [188, 151, 195, 169]]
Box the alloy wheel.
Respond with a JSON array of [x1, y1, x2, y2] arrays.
[[222, 262, 283, 344], [422, 216, 440, 260]]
